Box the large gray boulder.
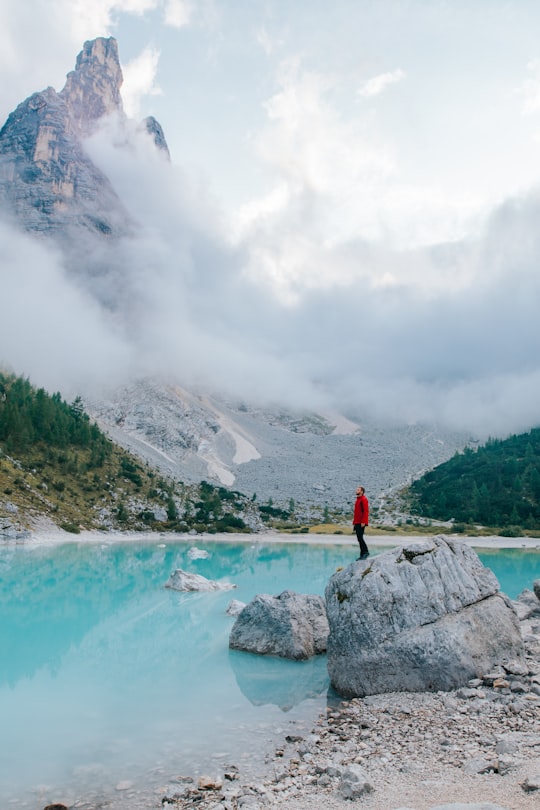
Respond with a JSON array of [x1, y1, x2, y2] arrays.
[[325, 536, 524, 697], [229, 590, 329, 660]]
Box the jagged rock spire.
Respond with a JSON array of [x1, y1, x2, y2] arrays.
[[0, 36, 169, 248], [60, 37, 125, 135], [141, 115, 170, 159]]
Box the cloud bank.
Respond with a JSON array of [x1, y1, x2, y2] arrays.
[[2, 114, 540, 441], [2, 2, 540, 440]]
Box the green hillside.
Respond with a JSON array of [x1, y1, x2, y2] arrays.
[[0, 372, 261, 535], [408, 428, 540, 533]]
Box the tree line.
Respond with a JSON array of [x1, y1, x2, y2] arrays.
[[409, 429, 540, 529], [0, 372, 111, 464]]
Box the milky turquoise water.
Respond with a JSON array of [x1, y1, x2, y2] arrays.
[[0, 538, 539, 807]]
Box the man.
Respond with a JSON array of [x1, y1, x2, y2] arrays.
[[352, 485, 369, 560]]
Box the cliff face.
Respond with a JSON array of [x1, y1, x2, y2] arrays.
[[0, 36, 168, 241], [60, 37, 125, 137]]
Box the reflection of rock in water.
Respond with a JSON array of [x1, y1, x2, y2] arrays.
[[229, 649, 329, 712]]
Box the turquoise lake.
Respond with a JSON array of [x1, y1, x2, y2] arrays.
[[1, 538, 539, 807]]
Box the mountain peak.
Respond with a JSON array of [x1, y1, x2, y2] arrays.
[[60, 37, 124, 135], [0, 36, 170, 243]]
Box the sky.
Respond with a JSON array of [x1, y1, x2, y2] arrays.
[[2, 0, 540, 437]]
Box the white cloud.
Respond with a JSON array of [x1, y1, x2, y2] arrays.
[[163, 0, 192, 28], [518, 59, 540, 115], [121, 45, 162, 117], [358, 68, 405, 99], [57, 0, 159, 43], [4, 109, 540, 438], [0, 222, 133, 397], [6, 2, 540, 439], [237, 58, 484, 298]]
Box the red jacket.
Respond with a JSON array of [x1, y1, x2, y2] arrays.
[[353, 494, 369, 525]]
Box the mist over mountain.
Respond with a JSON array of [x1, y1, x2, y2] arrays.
[[1, 35, 537, 507]]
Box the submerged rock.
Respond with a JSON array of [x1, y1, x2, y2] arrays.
[[229, 590, 329, 660], [325, 536, 524, 697], [164, 568, 236, 592], [187, 547, 210, 560]]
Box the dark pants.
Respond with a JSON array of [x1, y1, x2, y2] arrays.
[[354, 524, 369, 557]]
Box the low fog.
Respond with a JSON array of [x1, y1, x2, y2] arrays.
[[2, 116, 540, 440]]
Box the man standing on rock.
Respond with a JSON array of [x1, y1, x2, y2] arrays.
[[353, 486, 369, 559]]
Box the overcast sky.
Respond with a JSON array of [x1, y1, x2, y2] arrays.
[[2, 0, 540, 437]]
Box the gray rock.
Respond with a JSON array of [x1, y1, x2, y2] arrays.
[[164, 568, 236, 591], [514, 589, 540, 619], [229, 590, 329, 660], [496, 754, 519, 775], [326, 536, 524, 697], [226, 599, 246, 617], [462, 757, 496, 775], [521, 774, 540, 792], [503, 659, 530, 676], [534, 579, 540, 601], [337, 764, 373, 799], [495, 737, 519, 755]]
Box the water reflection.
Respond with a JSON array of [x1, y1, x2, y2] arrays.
[[229, 649, 329, 712]]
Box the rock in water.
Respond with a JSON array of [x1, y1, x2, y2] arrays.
[[229, 590, 329, 660], [164, 568, 236, 591], [226, 599, 246, 616], [325, 536, 524, 697]]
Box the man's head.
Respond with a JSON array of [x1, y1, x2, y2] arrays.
[[356, 486, 365, 496]]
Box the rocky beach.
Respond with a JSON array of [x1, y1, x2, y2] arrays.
[[13, 530, 539, 810], [156, 534, 540, 810]]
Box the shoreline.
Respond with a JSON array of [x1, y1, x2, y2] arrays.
[[9, 526, 540, 551]]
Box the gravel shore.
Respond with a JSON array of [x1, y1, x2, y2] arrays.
[[157, 535, 540, 810]]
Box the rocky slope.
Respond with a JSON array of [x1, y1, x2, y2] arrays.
[[86, 379, 470, 518]]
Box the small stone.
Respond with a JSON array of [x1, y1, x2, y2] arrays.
[[115, 780, 133, 791], [483, 670, 505, 685], [509, 680, 529, 693], [521, 774, 540, 792], [338, 764, 374, 799], [496, 739, 519, 755], [198, 774, 223, 790], [462, 756, 496, 775], [456, 687, 478, 699], [497, 755, 519, 775], [504, 660, 529, 676]]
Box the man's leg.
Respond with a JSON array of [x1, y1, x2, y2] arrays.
[[354, 525, 369, 558]]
